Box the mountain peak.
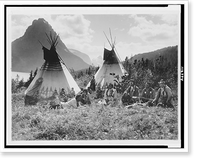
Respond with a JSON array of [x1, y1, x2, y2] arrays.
[[12, 18, 90, 72], [23, 18, 55, 40], [31, 18, 50, 28], [32, 18, 47, 24]]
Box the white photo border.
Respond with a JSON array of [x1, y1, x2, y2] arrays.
[[1, 1, 188, 152]]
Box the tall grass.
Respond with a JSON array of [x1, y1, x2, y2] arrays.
[[12, 93, 178, 140]]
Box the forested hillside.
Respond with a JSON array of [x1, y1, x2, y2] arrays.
[[122, 46, 178, 93]]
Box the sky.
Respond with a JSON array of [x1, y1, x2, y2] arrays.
[[10, 6, 180, 62]]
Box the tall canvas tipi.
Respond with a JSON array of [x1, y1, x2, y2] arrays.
[[24, 33, 80, 105], [88, 31, 127, 88]]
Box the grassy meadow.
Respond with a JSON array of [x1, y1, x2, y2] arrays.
[[12, 92, 178, 140]]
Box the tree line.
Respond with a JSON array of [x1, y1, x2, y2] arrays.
[[12, 68, 38, 93], [121, 46, 178, 93], [70, 66, 100, 79]]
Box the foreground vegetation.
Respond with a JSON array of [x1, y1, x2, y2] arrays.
[[12, 93, 178, 140]]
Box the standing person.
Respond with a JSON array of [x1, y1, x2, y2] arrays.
[[152, 79, 174, 108], [90, 75, 96, 91], [141, 82, 155, 103]]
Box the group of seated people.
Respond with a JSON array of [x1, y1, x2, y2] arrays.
[[121, 79, 174, 108], [75, 78, 174, 108], [122, 81, 155, 105], [49, 87, 76, 109], [50, 78, 174, 109], [59, 87, 76, 102], [75, 83, 118, 107]]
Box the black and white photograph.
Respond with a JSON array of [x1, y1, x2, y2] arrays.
[[2, 1, 188, 152]]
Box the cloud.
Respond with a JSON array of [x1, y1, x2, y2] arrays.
[[11, 14, 94, 42], [62, 37, 103, 60], [53, 15, 94, 38], [113, 41, 143, 60], [128, 15, 178, 45], [11, 15, 52, 40], [160, 14, 178, 25], [11, 14, 99, 61]]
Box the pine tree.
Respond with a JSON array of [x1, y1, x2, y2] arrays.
[[24, 70, 34, 88], [17, 78, 25, 90], [12, 79, 17, 93], [88, 67, 91, 75]]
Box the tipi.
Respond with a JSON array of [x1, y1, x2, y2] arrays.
[[88, 31, 127, 88], [24, 32, 81, 105]]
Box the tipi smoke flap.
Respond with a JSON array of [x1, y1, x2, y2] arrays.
[[24, 32, 80, 105]]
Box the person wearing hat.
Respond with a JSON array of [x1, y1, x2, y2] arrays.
[[152, 79, 174, 108]]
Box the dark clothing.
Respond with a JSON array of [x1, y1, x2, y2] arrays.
[[125, 85, 139, 97], [95, 87, 103, 99], [121, 85, 139, 105], [90, 79, 96, 91], [141, 87, 155, 103], [75, 92, 91, 107], [121, 93, 139, 105]]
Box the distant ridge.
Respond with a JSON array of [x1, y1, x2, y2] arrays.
[[69, 49, 92, 65], [129, 45, 178, 65]]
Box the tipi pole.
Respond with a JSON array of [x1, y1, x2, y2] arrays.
[[103, 31, 112, 48], [109, 28, 113, 47]]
